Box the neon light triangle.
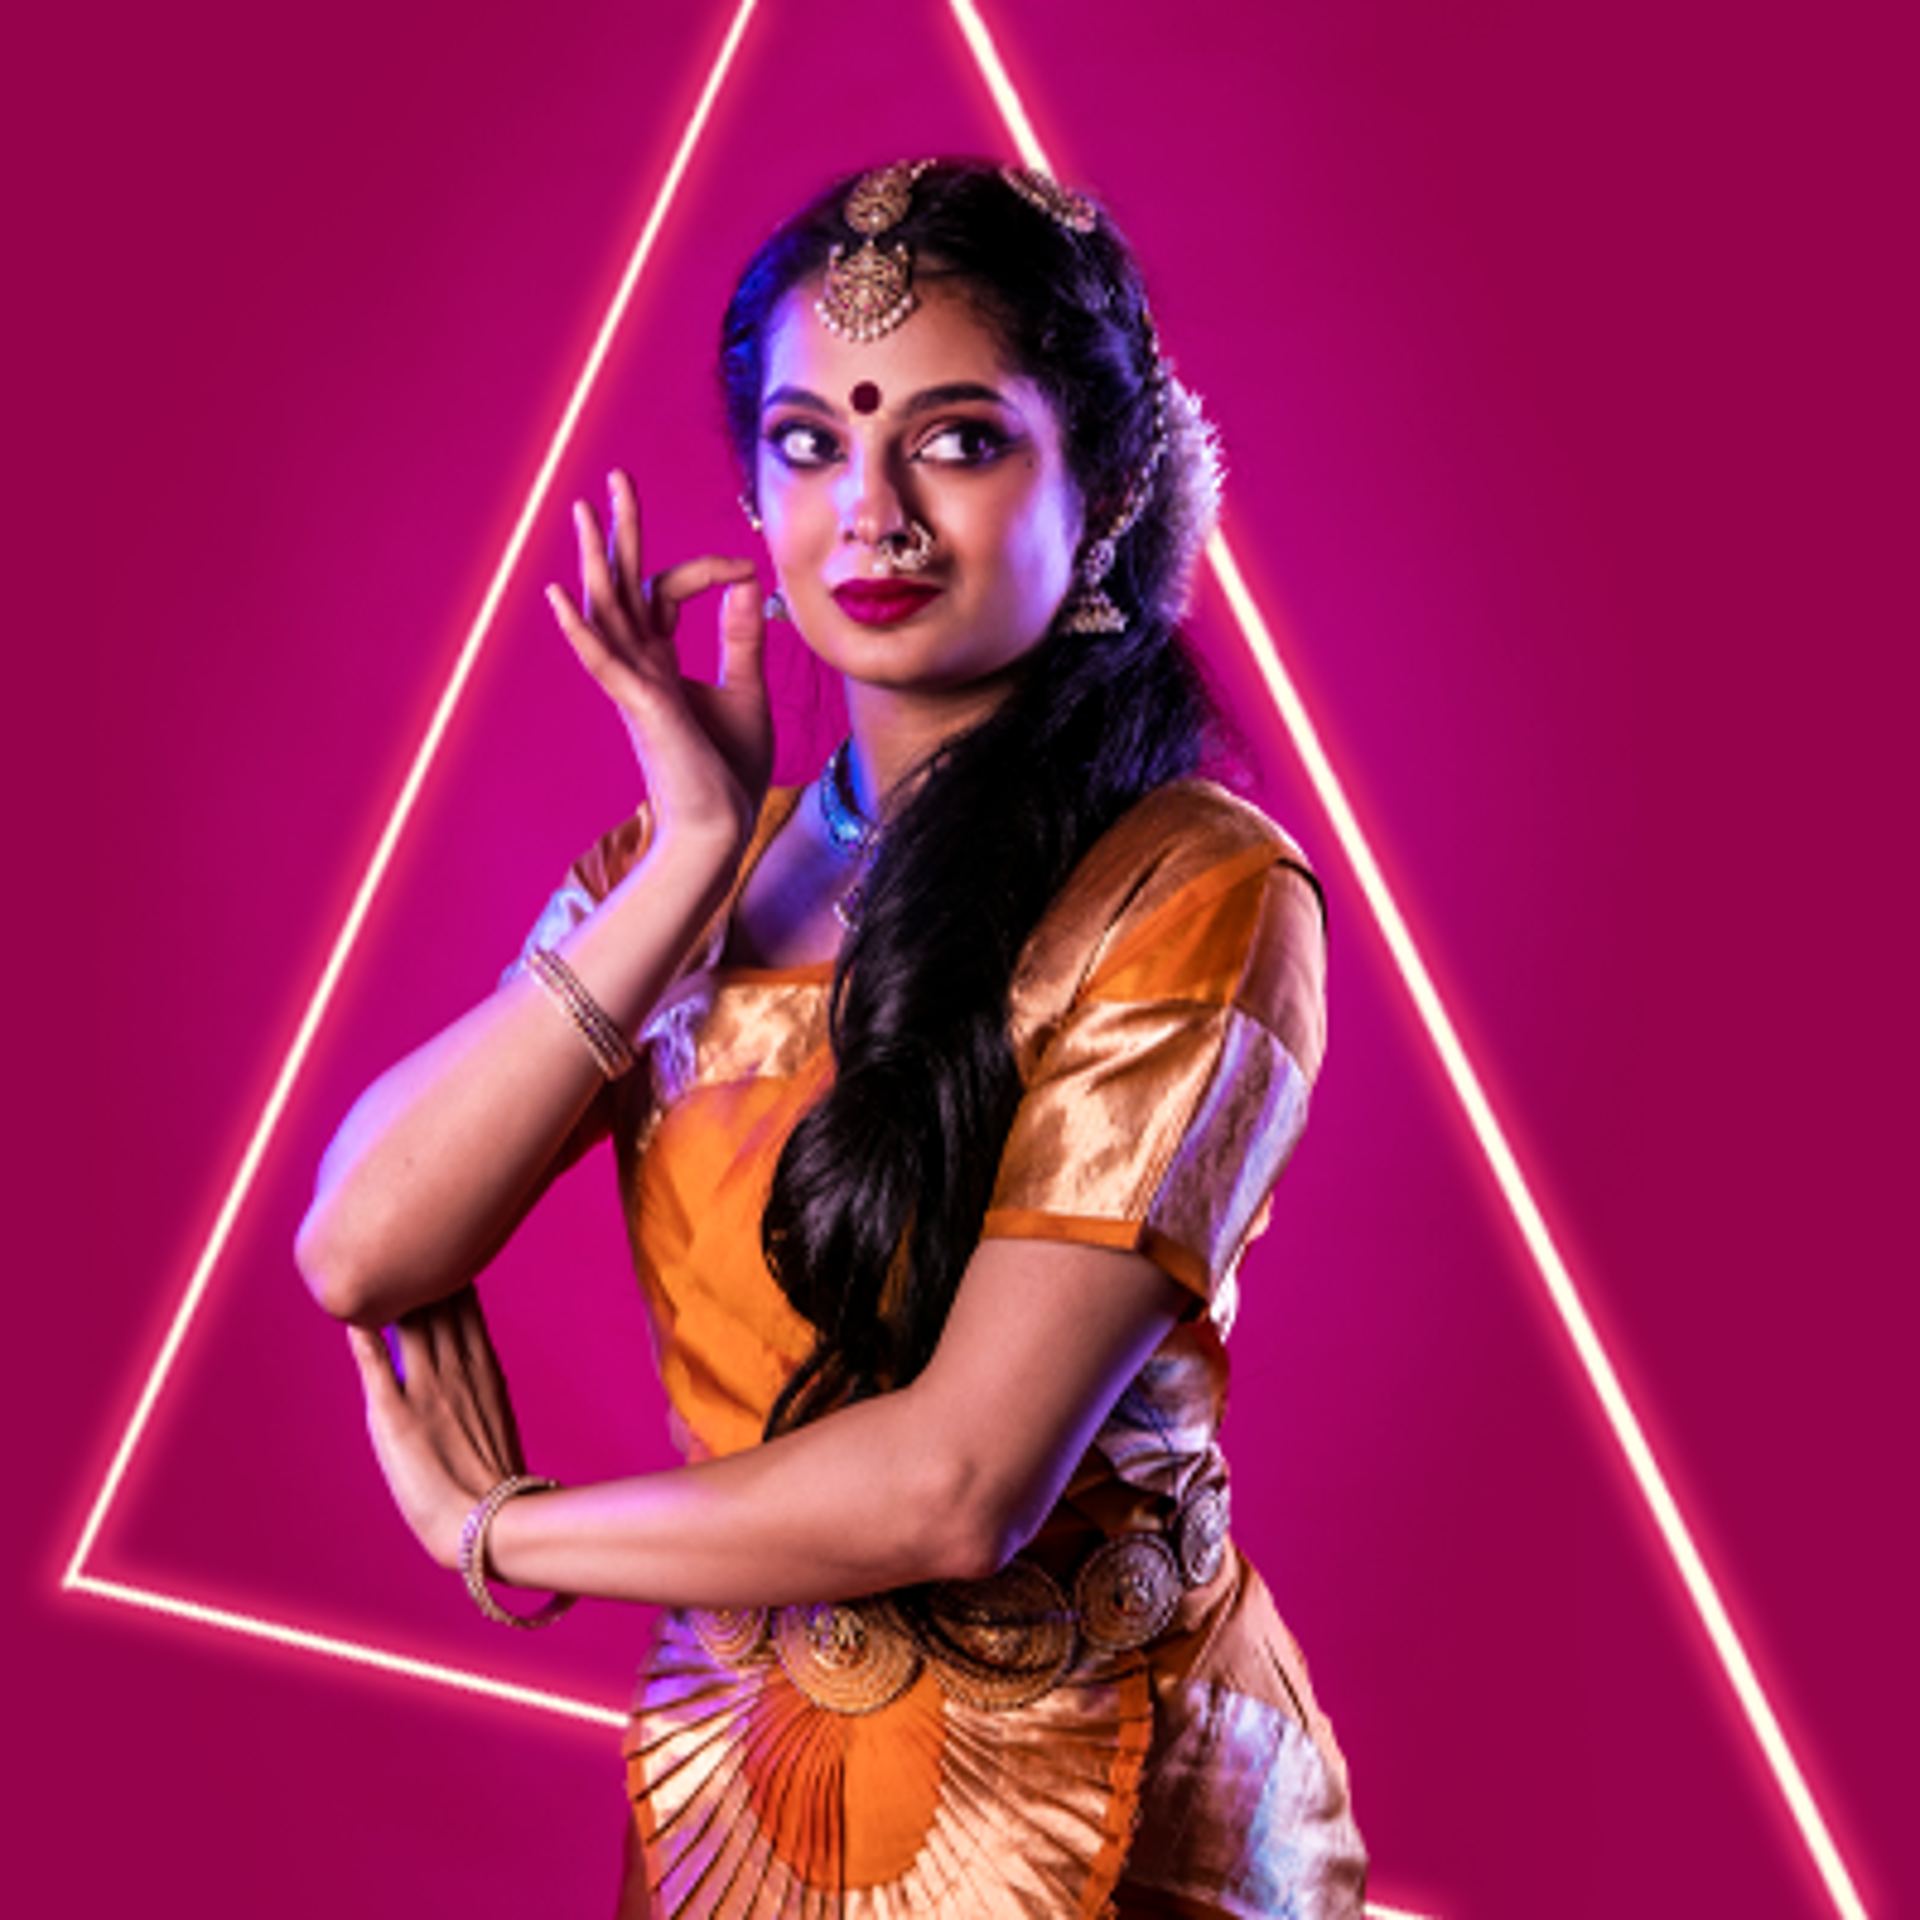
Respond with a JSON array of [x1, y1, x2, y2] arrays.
[[58, 2, 1867, 1916]]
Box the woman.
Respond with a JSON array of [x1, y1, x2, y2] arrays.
[[299, 158, 1365, 1917]]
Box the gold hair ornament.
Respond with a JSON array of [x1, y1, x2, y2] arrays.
[[817, 160, 935, 343], [999, 164, 1098, 234]]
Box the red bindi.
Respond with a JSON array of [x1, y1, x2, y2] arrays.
[[849, 381, 882, 415]]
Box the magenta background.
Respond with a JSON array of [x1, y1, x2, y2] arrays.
[[4, 1, 1915, 1914]]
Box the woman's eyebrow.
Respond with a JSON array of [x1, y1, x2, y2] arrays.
[[761, 380, 1014, 419], [761, 383, 836, 416], [898, 381, 1011, 416]]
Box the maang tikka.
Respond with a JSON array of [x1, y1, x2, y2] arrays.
[[817, 161, 935, 343]]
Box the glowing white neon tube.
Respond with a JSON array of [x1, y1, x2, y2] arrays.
[[61, 0, 762, 1598], [62, 2, 1866, 1912], [947, 0, 1051, 170], [1205, 541, 1870, 1919], [67, 1574, 626, 1727], [946, 5, 1867, 1916]]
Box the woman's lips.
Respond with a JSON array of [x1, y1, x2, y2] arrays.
[[830, 580, 943, 627]]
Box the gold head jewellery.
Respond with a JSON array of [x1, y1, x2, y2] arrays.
[[999, 164, 1098, 234], [817, 160, 935, 343], [996, 162, 1218, 633]]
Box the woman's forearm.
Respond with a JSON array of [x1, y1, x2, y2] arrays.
[[471, 1242, 1189, 1611], [484, 1388, 995, 1609], [296, 823, 740, 1326]]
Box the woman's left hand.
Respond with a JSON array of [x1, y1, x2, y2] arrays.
[[347, 1286, 526, 1570]]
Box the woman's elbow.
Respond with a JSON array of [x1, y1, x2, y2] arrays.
[[907, 1453, 1044, 1585], [294, 1199, 391, 1326], [929, 1515, 1027, 1585]]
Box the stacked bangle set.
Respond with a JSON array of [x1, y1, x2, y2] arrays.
[[524, 945, 637, 1080]]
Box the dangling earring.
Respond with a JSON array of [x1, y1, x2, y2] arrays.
[[1056, 535, 1127, 634], [1057, 311, 1176, 637], [738, 491, 763, 534], [763, 590, 789, 622]]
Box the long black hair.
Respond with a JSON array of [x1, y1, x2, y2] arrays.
[[718, 161, 1221, 1435]]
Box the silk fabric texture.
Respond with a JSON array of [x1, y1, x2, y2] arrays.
[[514, 781, 1366, 1918]]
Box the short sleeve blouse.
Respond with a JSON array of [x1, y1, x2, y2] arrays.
[[981, 780, 1327, 1309], [512, 778, 1325, 1456]]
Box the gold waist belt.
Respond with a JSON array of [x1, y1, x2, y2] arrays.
[[688, 1476, 1230, 1716]]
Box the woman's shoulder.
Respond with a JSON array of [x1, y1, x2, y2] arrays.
[[1034, 778, 1315, 961], [1009, 779, 1323, 1048], [1084, 777, 1313, 895]]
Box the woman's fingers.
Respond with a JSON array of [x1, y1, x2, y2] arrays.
[[449, 1285, 525, 1470], [543, 487, 772, 830], [681, 581, 775, 802], [715, 578, 768, 694], [347, 1324, 399, 1404], [646, 553, 757, 641], [574, 498, 633, 637], [608, 470, 643, 603], [346, 1317, 470, 1569], [547, 578, 652, 712]]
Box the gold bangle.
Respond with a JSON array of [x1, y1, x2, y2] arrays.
[[457, 1474, 577, 1630], [524, 946, 637, 1080]]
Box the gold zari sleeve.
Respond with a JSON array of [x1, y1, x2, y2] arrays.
[[983, 785, 1327, 1304]]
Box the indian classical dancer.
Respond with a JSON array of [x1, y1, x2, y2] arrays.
[[299, 158, 1366, 1917]]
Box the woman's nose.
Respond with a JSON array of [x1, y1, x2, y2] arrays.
[[836, 442, 909, 547]]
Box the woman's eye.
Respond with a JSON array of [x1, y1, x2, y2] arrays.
[[765, 421, 839, 469], [914, 420, 1012, 467]]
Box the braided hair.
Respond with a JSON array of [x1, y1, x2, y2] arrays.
[[717, 161, 1224, 1435]]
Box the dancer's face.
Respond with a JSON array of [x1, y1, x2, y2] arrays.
[[755, 278, 1083, 702]]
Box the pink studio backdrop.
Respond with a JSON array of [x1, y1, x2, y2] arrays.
[[4, 2, 1914, 1915]]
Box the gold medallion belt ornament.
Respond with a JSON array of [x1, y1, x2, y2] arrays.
[[690, 1471, 1232, 1716]]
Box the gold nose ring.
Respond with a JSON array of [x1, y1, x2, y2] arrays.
[[875, 520, 936, 576]]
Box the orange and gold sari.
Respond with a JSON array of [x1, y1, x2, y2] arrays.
[[519, 782, 1366, 1918]]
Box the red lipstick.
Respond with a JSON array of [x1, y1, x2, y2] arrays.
[[831, 580, 942, 627]]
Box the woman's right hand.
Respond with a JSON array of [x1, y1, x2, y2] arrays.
[[298, 475, 774, 1329], [546, 470, 772, 860]]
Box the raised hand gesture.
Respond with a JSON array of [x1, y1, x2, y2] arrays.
[[545, 470, 772, 861]]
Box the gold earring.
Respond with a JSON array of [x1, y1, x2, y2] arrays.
[[1056, 537, 1127, 635], [1057, 321, 1174, 637]]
